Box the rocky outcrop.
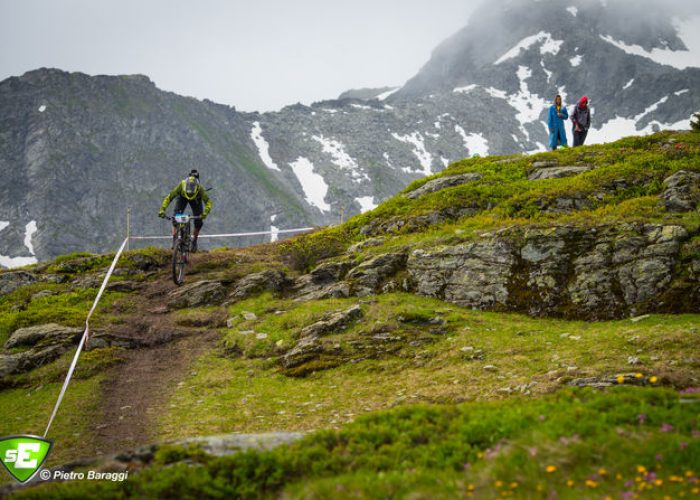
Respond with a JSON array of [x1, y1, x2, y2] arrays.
[[282, 305, 363, 370], [528, 165, 592, 180], [0, 271, 37, 297], [659, 170, 700, 211], [346, 252, 407, 295], [4, 323, 83, 349], [229, 270, 290, 300], [405, 173, 482, 199], [167, 280, 227, 309], [299, 305, 363, 338], [292, 261, 352, 302], [408, 223, 697, 319], [1, 324, 83, 378]]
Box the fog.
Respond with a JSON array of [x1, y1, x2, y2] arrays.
[[0, 0, 698, 112]]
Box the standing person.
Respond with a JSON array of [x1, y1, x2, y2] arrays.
[[571, 96, 591, 147], [158, 169, 212, 252], [548, 94, 568, 150]]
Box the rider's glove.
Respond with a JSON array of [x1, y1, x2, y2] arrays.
[[201, 213, 208, 220], [158, 211, 165, 218]]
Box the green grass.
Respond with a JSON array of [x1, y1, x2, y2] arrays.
[[157, 292, 699, 439], [0, 374, 104, 473], [0, 286, 127, 347], [3, 131, 700, 497], [18, 387, 700, 498]]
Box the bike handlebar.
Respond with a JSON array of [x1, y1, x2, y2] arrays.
[[164, 214, 203, 221]]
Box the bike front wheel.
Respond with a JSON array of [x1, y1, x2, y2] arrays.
[[172, 240, 187, 286]]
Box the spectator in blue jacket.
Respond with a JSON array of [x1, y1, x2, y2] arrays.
[[548, 94, 568, 150]]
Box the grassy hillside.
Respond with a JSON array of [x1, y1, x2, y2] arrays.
[[1, 131, 699, 498]]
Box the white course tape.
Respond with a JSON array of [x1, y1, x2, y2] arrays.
[[44, 237, 130, 438], [129, 226, 314, 240], [43, 225, 312, 437]]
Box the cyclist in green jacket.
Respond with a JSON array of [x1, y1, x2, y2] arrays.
[[159, 169, 212, 252]]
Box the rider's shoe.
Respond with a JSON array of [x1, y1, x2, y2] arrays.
[[191, 239, 198, 253]]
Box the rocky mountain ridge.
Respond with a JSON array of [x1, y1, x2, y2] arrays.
[[1, 0, 699, 265]]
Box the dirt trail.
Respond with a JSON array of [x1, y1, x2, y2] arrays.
[[89, 269, 222, 456]]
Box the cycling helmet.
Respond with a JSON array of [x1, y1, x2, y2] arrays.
[[183, 175, 200, 199], [189, 169, 200, 179]]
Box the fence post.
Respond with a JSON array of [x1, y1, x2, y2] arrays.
[[126, 208, 131, 251]]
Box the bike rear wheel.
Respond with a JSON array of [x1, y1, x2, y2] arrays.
[[172, 240, 187, 285]]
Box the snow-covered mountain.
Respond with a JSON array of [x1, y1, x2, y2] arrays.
[[1, 0, 699, 265]]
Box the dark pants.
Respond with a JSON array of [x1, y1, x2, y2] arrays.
[[573, 128, 588, 147], [173, 197, 204, 230]]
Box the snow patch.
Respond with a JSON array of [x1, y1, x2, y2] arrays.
[[509, 66, 549, 137], [540, 60, 552, 82], [24, 221, 37, 255], [440, 157, 450, 167], [434, 121, 441, 130], [674, 89, 689, 96], [375, 87, 400, 101], [289, 157, 331, 213], [570, 55, 583, 67], [383, 152, 395, 169], [587, 95, 691, 144], [623, 79, 634, 90], [425, 131, 440, 139], [391, 132, 433, 176], [453, 84, 477, 94], [494, 31, 563, 64], [312, 134, 368, 183], [0, 221, 39, 269], [355, 196, 377, 213], [454, 126, 489, 157], [250, 122, 280, 172], [351, 103, 373, 110], [484, 87, 508, 99], [38, 105, 46, 113], [599, 19, 700, 70], [566, 6, 578, 16]]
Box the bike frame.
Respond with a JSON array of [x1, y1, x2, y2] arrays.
[[165, 213, 201, 285]]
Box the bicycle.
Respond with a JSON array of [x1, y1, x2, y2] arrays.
[[165, 214, 201, 286]]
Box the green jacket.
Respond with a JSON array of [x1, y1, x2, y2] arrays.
[[160, 180, 212, 216]]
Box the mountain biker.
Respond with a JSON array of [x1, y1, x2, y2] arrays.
[[158, 169, 211, 252]]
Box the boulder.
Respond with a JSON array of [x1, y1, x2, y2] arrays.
[[407, 223, 694, 319], [294, 281, 351, 302], [405, 173, 482, 199], [528, 165, 592, 180], [409, 237, 516, 310], [309, 261, 351, 283], [5, 323, 83, 349], [346, 252, 407, 295], [0, 271, 37, 297], [280, 336, 323, 369], [168, 280, 226, 309], [230, 270, 289, 300], [659, 170, 700, 211], [299, 304, 363, 338], [0, 344, 70, 378]]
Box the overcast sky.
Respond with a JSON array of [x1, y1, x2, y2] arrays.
[[0, 0, 479, 112]]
